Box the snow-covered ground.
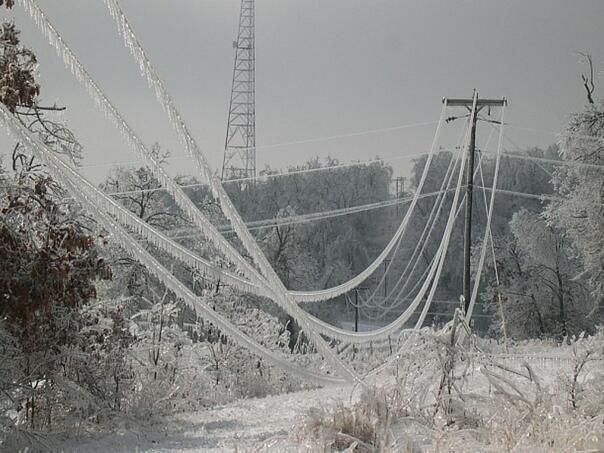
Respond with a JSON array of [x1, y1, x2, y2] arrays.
[[41, 383, 356, 452], [12, 344, 604, 452]]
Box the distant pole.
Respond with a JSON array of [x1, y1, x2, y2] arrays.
[[394, 177, 405, 215], [354, 288, 359, 333], [383, 259, 390, 297]]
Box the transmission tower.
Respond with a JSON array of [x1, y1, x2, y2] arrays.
[[221, 0, 256, 181]]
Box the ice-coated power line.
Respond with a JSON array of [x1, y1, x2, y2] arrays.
[[465, 105, 506, 322], [21, 0, 274, 290], [28, 0, 456, 346], [19, 0, 532, 378], [226, 120, 439, 153], [499, 151, 604, 170], [30, 0, 361, 380], [0, 102, 348, 385], [90, 149, 446, 196], [477, 148, 508, 344], [102, 0, 475, 343], [168, 189, 451, 239], [357, 119, 470, 317], [89, 145, 599, 199], [77, 121, 439, 172]]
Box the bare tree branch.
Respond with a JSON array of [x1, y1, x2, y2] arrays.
[[576, 51, 596, 105]]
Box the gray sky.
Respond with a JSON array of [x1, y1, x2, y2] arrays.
[[3, 0, 604, 182]]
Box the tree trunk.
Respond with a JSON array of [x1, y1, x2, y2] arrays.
[[556, 266, 567, 338]]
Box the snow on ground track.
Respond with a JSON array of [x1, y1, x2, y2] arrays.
[[50, 383, 355, 452], [161, 383, 356, 452]]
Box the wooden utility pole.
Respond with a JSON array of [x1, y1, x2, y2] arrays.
[[393, 177, 405, 215], [385, 259, 390, 297], [354, 288, 359, 332], [352, 287, 368, 332], [394, 176, 405, 198], [443, 91, 506, 314]]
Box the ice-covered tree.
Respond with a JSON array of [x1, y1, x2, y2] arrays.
[[486, 209, 594, 339], [545, 101, 604, 307], [100, 144, 191, 305], [0, 20, 133, 432], [0, 21, 82, 177], [101, 143, 180, 228]]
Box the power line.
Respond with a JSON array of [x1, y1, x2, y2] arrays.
[[487, 124, 604, 170], [231, 120, 438, 152], [75, 123, 603, 174], [180, 186, 573, 239], [506, 123, 604, 144], [96, 147, 604, 199], [136, 186, 571, 242], [500, 151, 604, 170], [477, 186, 569, 203], [222, 151, 431, 185], [484, 186, 604, 207], [168, 189, 450, 239], [77, 120, 438, 172], [99, 149, 451, 197]]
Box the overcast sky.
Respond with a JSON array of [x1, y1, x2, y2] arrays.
[[2, 1, 604, 181]]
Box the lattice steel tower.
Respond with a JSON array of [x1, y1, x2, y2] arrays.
[[221, 0, 256, 181]]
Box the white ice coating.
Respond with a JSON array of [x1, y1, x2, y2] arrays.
[[465, 106, 506, 321], [100, 0, 465, 342], [24, 0, 448, 313], [373, 122, 471, 315], [39, 0, 451, 344], [101, 0, 449, 304], [21, 0, 359, 380], [21, 0, 496, 353], [289, 106, 448, 302], [0, 103, 346, 386], [359, 130, 465, 318], [291, 131, 470, 343], [73, 174, 263, 295], [19, 0, 265, 287]]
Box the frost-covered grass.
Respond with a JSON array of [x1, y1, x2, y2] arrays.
[[296, 329, 604, 452], [3, 329, 603, 452]]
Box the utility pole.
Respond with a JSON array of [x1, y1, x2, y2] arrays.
[[393, 176, 405, 215], [383, 259, 390, 297], [352, 287, 368, 332], [354, 288, 359, 333], [443, 91, 507, 314], [393, 176, 405, 198]]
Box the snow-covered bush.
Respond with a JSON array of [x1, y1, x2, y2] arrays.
[[298, 323, 604, 452], [555, 329, 604, 414], [300, 387, 394, 452], [72, 298, 136, 417], [0, 175, 112, 432], [187, 291, 308, 403]]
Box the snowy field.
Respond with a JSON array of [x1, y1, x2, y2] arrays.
[[40, 384, 355, 452], [11, 335, 603, 453]]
